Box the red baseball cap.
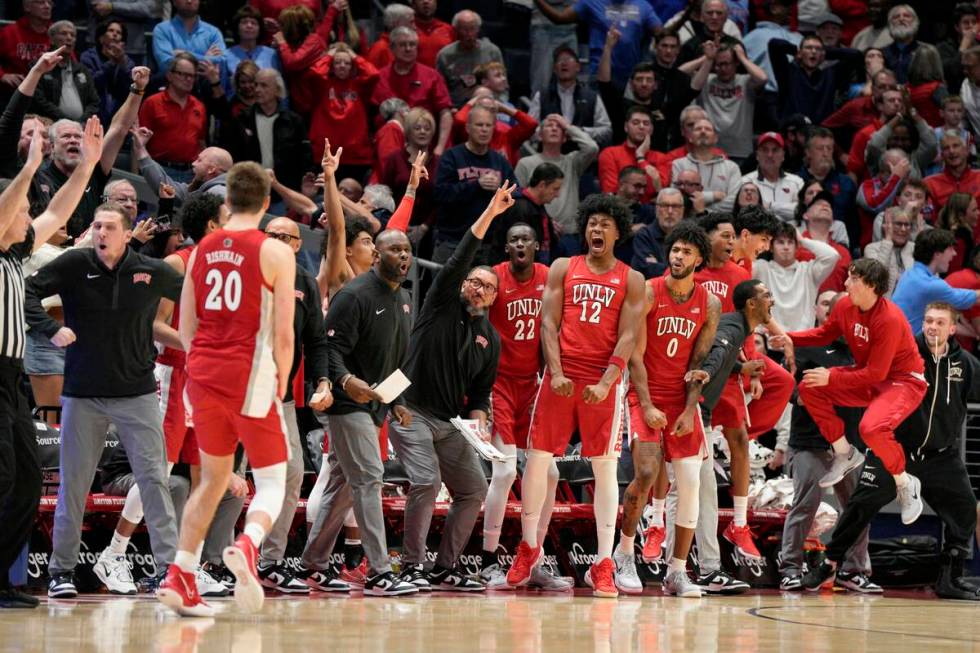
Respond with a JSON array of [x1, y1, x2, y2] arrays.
[[757, 131, 785, 149]]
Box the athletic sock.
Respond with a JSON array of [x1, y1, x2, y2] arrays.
[[244, 522, 267, 548], [618, 532, 635, 555], [650, 498, 666, 528], [733, 496, 748, 528], [480, 549, 497, 570], [107, 531, 130, 555], [894, 472, 909, 488], [343, 538, 364, 569], [668, 557, 686, 574], [831, 438, 851, 456], [174, 549, 199, 574]]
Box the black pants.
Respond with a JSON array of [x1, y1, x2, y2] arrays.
[[0, 360, 41, 587], [827, 447, 977, 563]]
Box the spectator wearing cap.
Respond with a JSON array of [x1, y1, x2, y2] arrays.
[[742, 0, 800, 94], [938, 4, 978, 94], [865, 206, 917, 297], [740, 132, 804, 223], [799, 127, 859, 245], [0, 0, 51, 90], [687, 41, 768, 162], [435, 10, 503, 107], [924, 132, 980, 210], [528, 0, 577, 96], [670, 117, 741, 210], [883, 4, 938, 84], [372, 26, 453, 157], [530, 0, 662, 89], [851, 0, 895, 51], [31, 22, 100, 122], [527, 44, 612, 148], [412, 0, 455, 67], [599, 106, 668, 204], [367, 3, 414, 69], [814, 13, 844, 48], [769, 34, 863, 124]]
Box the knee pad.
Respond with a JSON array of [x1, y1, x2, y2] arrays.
[[673, 457, 701, 529], [120, 483, 144, 524], [247, 462, 287, 522]]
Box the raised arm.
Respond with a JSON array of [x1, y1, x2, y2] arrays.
[[690, 41, 716, 92], [0, 128, 43, 245], [583, 269, 646, 404], [734, 43, 768, 86], [597, 27, 619, 84], [100, 66, 149, 173], [386, 150, 427, 232], [315, 140, 352, 300]]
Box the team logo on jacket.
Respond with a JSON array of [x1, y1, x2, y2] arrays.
[[132, 272, 152, 285], [475, 335, 489, 349]]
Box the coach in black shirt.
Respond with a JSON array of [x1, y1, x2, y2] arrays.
[[389, 185, 514, 593], [25, 203, 182, 598]]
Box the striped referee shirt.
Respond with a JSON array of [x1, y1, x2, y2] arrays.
[[0, 226, 33, 361]]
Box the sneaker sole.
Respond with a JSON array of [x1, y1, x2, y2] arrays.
[[306, 582, 351, 593], [901, 501, 923, 525], [701, 584, 749, 595], [640, 553, 662, 564], [47, 588, 78, 599], [835, 580, 883, 594], [615, 579, 644, 595], [430, 584, 486, 592], [199, 588, 231, 598], [93, 564, 137, 596], [259, 579, 311, 594], [223, 546, 264, 614], [722, 532, 764, 562], [364, 585, 420, 597], [592, 587, 619, 598], [156, 587, 214, 618]]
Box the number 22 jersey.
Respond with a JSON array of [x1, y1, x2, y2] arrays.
[[187, 228, 278, 418], [489, 262, 549, 379]]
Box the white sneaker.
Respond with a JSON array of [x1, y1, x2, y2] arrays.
[[528, 563, 573, 592], [897, 474, 923, 525], [196, 566, 230, 597], [613, 549, 643, 595], [93, 550, 137, 595], [480, 563, 512, 590], [819, 446, 865, 488], [663, 569, 702, 598]]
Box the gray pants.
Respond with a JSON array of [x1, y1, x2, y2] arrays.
[[779, 447, 871, 577], [260, 400, 304, 564], [388, 407, 488, 569], [50, 394, 177, 574], [103, 473, 190, 522], [664, 450, 721, 573], [202, 489, 247, 566], [303, 411, 389, 574]]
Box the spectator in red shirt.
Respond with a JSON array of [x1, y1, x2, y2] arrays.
[[373, 97, 409, 178], [946, 248, 980, 351], [367, 3, 415, 70], [924, 132, 980, 210], [412, 0, 454, 67], [598, 106, 668, 204], [379, 107, 439, 248], [138, 52, 207, 183], [371, 26, 453, 157], [452, 88, 538, 166], [0, 0, 51, 89], [272, 4, 325, 111], [822, 68, 896, 143], [847, 87, 903, 179]]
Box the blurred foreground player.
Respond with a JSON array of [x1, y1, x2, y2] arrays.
[[157, 162, 296, 617]]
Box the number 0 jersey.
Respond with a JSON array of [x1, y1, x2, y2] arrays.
[[559, 256, 630, 382], [187, 228, 277, 418], [489, 262, 549, 379], [644, 277, 709, 402]]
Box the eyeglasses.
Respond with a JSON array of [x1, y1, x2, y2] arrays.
[[656, 202, 684, 210], [464, 278, 497, 293], [892, 221, 913, 229], [266, 231, 300, 243]]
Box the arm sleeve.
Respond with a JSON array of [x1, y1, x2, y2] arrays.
[[857, 175, 901, 213], [139, 157, 189, 204], [151, 24, 176, 70], [927, 277, 979, 310], [630, 227, 666, 279], [0, 90, 34, 177], [567, 124, 600, 171], [597, 148, 620, 194], [102, 0, 158, 19], [386, 195, 415, 232], [589, 91, 613, 147], [323, 288, 360, 385], [767, 39, 795, 93], [699, 321, 740, 380]]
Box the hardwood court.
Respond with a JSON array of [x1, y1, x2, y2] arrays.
[[2, 590, 977, 653]]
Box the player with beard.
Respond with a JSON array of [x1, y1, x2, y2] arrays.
[[507, 194, 646, 598], [614, 221, 720, 597], [478, 223, 570, 591]]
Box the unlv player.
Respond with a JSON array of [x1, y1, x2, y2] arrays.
[[615, 222, 720, 598], [507, 195, 645, 598], [157, 162, 296, 617], [479, 224, 569, 591]]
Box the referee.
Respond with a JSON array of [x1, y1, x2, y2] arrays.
[[0, 118, 94, 608]]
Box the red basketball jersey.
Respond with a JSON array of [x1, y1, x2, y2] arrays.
[[644, 277, 709, 402], [157, 245, 195, 368], [559, 256, 630, 382], [490, 262, 549, 378], [694, 261, 750, 312], [187, 229, 278, 418]]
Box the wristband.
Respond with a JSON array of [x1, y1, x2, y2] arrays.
[[129, 83, 144, 96], [608, 356, 626, 372], [340, 373, 353, 392]]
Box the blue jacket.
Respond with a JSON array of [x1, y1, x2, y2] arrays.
[[892, 261, 977, 333], [434, 144, 517, 241]]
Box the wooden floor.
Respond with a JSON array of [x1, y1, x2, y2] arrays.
[[3, 590, 979, 653]]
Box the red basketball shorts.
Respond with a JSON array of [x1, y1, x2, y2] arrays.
[[527, 371, 625, 458], [155, 362, 198, 465], [492, 373, 538, 449], [626, 391, 706, 461], [186, 378, 289, 468], [711, 376, 748, 431]]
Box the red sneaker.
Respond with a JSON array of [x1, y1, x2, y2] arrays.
[[157, 565, 214, 617], [340, 558, 368, 588], [586, 558, 619, 598], [641, 525, 666, 562], [222, 534, 265, 613], [506, 541, 541, 587], [723, 522, 762, 560]]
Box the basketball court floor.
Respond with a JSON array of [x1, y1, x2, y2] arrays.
[[2, 590, 977, 653]]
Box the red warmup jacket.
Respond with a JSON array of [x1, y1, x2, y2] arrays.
[[372, 120, 405, 182], [846, 119, 882, 179], [828, 0, 870, 45], [598, 142, 670, 203], [823, 95, 876, 133], [924, 167, 980, 210], [305, 55, 380, 165], [451, 103, 538, 166], [0, 17, 50, 77], [415, 18, 454, 67], [367, 33, 393, 69], [789, 295, 924, 392], [277, 33, 326, 113]]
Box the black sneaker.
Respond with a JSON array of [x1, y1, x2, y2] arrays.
[[364, 572, 419, 597], [695, 570, 749, 595], [398, 564, 431, 592], [780, 575, 803, 591], [835, 571, 883, 594], [0, 587, 39, 608], [257, 561, 311, 594], [302, 568, 351, 593], [935, 565, 980, 601], [427, 566, 486, 592], [137, 567, 167, 594], [803, 561, 836, 591], [47, 572, 78, 599], [202, 561, 235, 591]]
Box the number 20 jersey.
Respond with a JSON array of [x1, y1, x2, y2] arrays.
[[187, 228, 277, 418], [559, 255, 630, 382], [489, 262, 549, 378], [644, 276, 709, 402]]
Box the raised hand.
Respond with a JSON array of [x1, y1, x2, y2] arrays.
[[407, 149, 428, 191], [322, 139, 343, 177], [33, 46, 67, 75], [131, 65, 150, 91], [198, 60, 220, 84], [158, 182, 176, 199], [129, 125, 153, 153], [605, 26, 621, 49], [81, 116, 105, 168], [25, 128, 44, 171], [487, 180, 517, 216]]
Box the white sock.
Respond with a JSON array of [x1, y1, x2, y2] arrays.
[[831, 438, 851, 456], [668, 557, 686, 574], [894, 472, 909, 488], [733, 496, 748, 527], [244, 522, 267, 548], [108, 531, 130, 555], [618, 532, 635, 554], [174, 549, 199, 574], [651, 498, 666, 528]]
